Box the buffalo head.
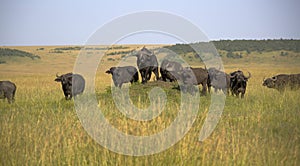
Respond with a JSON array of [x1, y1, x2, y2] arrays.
[[105, 67, 117, 75], [262, 76, 276, 88], [55, 73, 73, 85], [230, 70, 251, 82]]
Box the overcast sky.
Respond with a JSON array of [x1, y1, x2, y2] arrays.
[[0, 0, 299, 45]]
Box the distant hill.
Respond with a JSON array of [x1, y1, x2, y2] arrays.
[[0, 48, 40, 63]]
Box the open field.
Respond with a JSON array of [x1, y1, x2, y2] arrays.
[[0, 45, 299, 165]]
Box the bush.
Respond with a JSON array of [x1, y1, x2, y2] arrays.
[[49, 50, 64, 54], [107, 58, 115, 61], [54, 47, 82, 51], [106, 50, 132, 56], [226, 51, 242, 59], [280, 51, 288, 56]]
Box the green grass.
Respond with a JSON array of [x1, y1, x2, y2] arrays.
[[0, 46, 299, 165]]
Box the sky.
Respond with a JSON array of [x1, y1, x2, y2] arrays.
[[0, 0, 299, 45]]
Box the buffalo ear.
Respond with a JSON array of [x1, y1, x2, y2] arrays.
[[271, 76, 277, 81], [54, 77, 61, 82], [106, 67, 116, 74], [110, 67, 117, 73]]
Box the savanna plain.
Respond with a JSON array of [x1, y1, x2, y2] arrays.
[[0, 43, 299, 165]]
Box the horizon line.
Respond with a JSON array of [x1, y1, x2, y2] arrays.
[[1, 38, 299, 47]]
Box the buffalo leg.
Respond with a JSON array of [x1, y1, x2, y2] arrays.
[[181, 85, 187, 93], [12, 88, 16, 102], [241, 93, 245, 98], [222, 88, 229, 95], [162, 72, 167, 81], [64, 91, 69, 100], [140, 70, 147, 84], [201, 83, 207, 95], [232, 87, 236, 95], [214, 88, 218, 93], [146, 71, 152, 81], [0, 91, 4, 99], [207, 84, 211, 93], [153, 67, 160, 80], [65, 94, 72, 100], [5, 92, 13, 104], [118, 83, 123, 88]]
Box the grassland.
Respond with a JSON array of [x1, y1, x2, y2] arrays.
[[0, 45, 299, 165]]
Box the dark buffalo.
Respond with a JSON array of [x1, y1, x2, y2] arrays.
[[208, 67, 230, 95], [106, 66, 139, 88], [0, 81, 16, 104], [55, 73, 85, 100], [263, 74, 300, 92], [135, 47, 160, 84], [180, 67, 210, 95], [229, 70, 251, 98], [160, 59, 183, 82]]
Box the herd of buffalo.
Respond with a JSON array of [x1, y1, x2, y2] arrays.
[[1, 47, 300, 103]]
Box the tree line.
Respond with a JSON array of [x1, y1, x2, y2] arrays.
[[164, 39, 300, 56], [213, 39, 300, 53]]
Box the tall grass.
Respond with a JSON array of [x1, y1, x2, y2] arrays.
[[0, 72, 299, 165]]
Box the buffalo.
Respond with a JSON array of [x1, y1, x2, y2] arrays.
[[208, 67, 230, 95], [229, 70, 251, 98], [0, 81, 16, 104], [180, 67, 210, 95], [106, 66, 139, 88], [55, 73, 85, 100], [135, 47, 160, 84], [160, 59, 183, 82], [263, 74, 300, 92]]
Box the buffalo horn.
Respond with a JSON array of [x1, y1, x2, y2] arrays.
[[229, 72, 237, 78], [245, 71, 251, 79]]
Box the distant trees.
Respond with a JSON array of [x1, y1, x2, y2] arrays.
[[54, 46, 82, 51], [36, 48, 44, 51], [212, 39, 300, 53], [108, 46, 130, 50], [163, 39, 300, 59], [106, 50, 132, 56]]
